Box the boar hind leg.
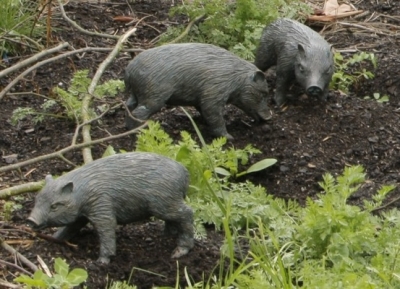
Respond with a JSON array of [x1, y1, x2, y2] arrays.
[[155, 203, 194, 258], [53, 217, 89, 241]]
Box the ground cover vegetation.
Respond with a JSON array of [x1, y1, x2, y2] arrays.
[[1, 0, 400, 288]]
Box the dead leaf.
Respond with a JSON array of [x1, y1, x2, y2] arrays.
[[324, 0, 352, 16]]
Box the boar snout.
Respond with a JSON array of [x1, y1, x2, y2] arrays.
[[257, 109, 272, 121], [306, 86, 323, 97], [26, 216, 46, 231]]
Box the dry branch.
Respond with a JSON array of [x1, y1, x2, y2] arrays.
[[0, 42, 70, 79], [0, 47, 142, 101], [168, 14, 206, 44], [81, 25, 138, 163], [1, 236, 38, 272], [0, 280, 22, 289], [56, 0, 120, 40], [0, 259, 32, 276], [0, 123, 147, 174], [0, 181, 44, 199]]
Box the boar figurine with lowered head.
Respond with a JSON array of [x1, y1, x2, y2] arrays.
[[27, 152, 194, 264], [254, 18, 334, 106], [124, 43, 272, 140]]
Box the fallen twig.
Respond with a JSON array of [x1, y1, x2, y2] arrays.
[[56, 0, 120, 40], [0, 181, 44, 199], [81, 25, 138, 163], [0, 259, 33, 276], [0, 46, 142, 101], [0, 123, 147, 174], [0, 280, 22, 289], [1, 236, 38, 272], [0, 42, 70, 79], [168, 14, 206, 44]]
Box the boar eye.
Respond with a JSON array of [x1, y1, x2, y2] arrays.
[[50, 202, 63, 211]]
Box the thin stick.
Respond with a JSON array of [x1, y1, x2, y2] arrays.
[[0, 280, 21, 289], [0, 46, 142, 100], [1, 237, 38, 272], [0, 123, 147, 174], [168, 14, 206, 44], [0, 181, 44, 199], [56, 0, 120, 40], [0, 259, 33, 276], [81, 26, 138, 163]]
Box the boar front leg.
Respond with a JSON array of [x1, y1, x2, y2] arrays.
[[201, 103, 233, 140], [274, 69, 292, 106], [92, 216, 118, 264], [53, 217, 89, 241], [319, 85, 330, 102]]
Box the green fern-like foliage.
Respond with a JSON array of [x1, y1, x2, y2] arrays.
[[296, 166, 394, 261], [135, 121, 273, 231], [162, 0, 311, 60], [11, 70, 124, 125]]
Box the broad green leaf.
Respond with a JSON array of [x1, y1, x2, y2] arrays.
[[66, 268, 88, 285], [246, 158, 277, 173], [236, 158, 277, 177], [54, 258, 69, 278]]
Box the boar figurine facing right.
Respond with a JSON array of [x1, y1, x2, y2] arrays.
[[254, 18, 334, 106], [124, 43, 271, 140], [27, 152, 194, 264]]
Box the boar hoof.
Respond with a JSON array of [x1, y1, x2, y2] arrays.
[[97, 256, 110, 264], [171, 246, 190, 259]]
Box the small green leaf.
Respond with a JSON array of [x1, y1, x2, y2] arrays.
[[54, 258, 69, 278], [176, 146, 191, 162], [377, 95, 389, 103], [14, 272, 48, 288], [66, 268, 88, 286], [215, 167, 231, 176], [102, 145, 116, 158], [203, 170, 212, 180]]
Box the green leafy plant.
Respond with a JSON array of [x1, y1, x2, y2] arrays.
[[134, 121, 277, 232], [0, 0, 45, 55], [2, 201, 22, 221], [330, 51, 377, 94], [11, 70, 125, 125], [14, 257, 88, 288], [364, 92, 389, 103], [161, 0, 311, 60]]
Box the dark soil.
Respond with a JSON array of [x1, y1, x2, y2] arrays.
[[1, 1, 400, 288]]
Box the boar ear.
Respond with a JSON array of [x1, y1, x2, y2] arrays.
[[45, 175, 53, 184], [61, 182, 74, 194], [297, 44, 306, 59], [252, 71, 266, 83]]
